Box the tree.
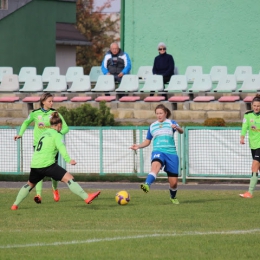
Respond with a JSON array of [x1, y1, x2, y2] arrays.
[[76, 0, 120, 74]]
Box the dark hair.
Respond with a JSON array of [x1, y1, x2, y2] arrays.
[[252, 94, 260, 103], [40, 92, 53, 108], [155, 104, 171, 118], [50, 112, 62, 126]]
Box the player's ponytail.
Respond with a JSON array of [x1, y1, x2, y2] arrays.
[[155, 104, 172, 118], [50, 112, 62, 125]]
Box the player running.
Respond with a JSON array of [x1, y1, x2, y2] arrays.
[[240, 94, 260, 198], [130, 104, 183, 204], [14, 93, 69, 204], [11, 112, 100, 210]]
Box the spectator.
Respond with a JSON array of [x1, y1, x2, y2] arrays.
[[152, 42, 175, 84], [101, 42, 131, 82]]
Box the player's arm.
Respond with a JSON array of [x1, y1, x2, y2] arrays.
[[14, 112, 35, 140], [55, 135, 75, 165], [130, 127, 152, 150], [240, 115, 249, 144], [171, 120, 184, 134], [59, 113, 69, 135]]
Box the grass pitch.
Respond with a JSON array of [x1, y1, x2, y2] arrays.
[[0, 187, 260, 260]]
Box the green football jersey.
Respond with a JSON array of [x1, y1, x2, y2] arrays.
[[19, 108, 69, 146], [31, 128, 71, 168], [241, 110, 260, 149]]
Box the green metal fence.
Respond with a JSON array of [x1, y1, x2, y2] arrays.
[[1, 126, 250, 183]]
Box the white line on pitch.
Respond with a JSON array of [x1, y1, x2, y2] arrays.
[[0, 228, 260, 249]]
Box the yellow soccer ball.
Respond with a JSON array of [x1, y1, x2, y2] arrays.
[[115, 190, 130, 205]]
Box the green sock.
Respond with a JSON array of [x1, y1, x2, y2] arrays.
[[35, 180, 43, 196], [13, 184, 32, 206], [51, 179, 58, 190], [67, 179, 88, 200], [249, 172, 258, 195]]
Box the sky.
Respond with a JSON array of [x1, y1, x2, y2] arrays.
[[93, 0, 121, 13]]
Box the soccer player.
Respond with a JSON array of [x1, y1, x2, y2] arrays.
[[239, 94, 260, 198], [14, 92, 69, 204], [130, 104, 183, 204], [11, 112, 100, 210]]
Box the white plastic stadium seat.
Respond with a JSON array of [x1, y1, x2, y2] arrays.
[[20, 75, 43, 92], [0, 74, 19, 91], [18, 67, 37, 83], [139, 75, 164, 92], [234, 66, 252, 82], [137, 66, 153, 83], [0, 67, 13, 82], [44, 75, 67, 92], [213, 75, 237, 92], [185, 66, 203, 83], [238, 75, 260, 92], [42, 67, 60, 84], [188, 74, 212, 92], [116, 75, 139, 92], [67, 75, 91, 92], [210, 66, 228, 83], [165, 75, 188, 92], [89, 66, 103, 83], [91, 75, 115, 92], [65, 66, 84, 83]]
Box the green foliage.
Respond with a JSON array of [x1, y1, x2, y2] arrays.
[[76, 0, 120, 74], [203, 117, 226, 127], [57, 101, 119, 126]]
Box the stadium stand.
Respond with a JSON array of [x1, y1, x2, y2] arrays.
[[22, 96, 40, 102], [0, 96, 19, 102], [18, 67, 37, 84], [193, 96, 215, 102], [209, 66, 228, 82], [0, 74, 19, 91], [144, 96, 166, 102], [0, 67, 13, 82], [95, 96, 116, 102], [168, 96, 190, 102], [185, 66, 203, 83], [19, 75, 43, 92], [119, 96, 140, 102]]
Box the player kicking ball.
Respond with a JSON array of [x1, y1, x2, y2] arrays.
[[130, 104, 183, 204], [11, 112, 100, 210]]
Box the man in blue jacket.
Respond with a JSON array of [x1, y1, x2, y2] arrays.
[[101, 42, 131, 82]]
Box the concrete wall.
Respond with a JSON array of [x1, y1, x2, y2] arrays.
[[123, 0, 260, 75]]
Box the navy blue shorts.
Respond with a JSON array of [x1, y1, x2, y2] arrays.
[[29, 163, 67, 184], [251, 148, 260, 162], [151, 151, 179, 177]]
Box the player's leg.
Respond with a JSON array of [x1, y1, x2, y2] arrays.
[[48, 164, 100, 204], [34, 180, 43, 203], [140, 152, 163, 193], [240, 149, 259, 198], [165, 154, 179, 204], [52, 152, 60, 202], [11, 169, 41, 210]]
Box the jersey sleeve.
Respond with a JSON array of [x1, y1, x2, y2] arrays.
[[55, 134, 71, 163], [241, 115, 249, 136], [146, 127, 153, 140], [18, 112, 35, 136], [59, 113, 69, 135]]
